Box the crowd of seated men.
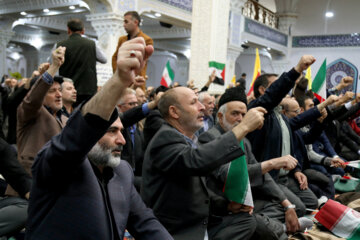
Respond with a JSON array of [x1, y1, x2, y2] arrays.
[[2, 38, 360, 240]]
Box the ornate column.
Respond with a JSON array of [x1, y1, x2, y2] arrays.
[[275, 0, 299, 34], [189, 0, 230, 93], [273, 0, 299, 70], [23, 48, 39, 77], [225, 0, 247, 87], [277, 14, 298, 35], [0, 20, 15, 77], [226, 48, 241, 87], [86, 12, 125, 86]]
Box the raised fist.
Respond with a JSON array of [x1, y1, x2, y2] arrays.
[[341, 76, 353, 87], [240, 106, 267, 132], [295, 55, 316, 73], [52, 47, 66, 67], [116, 37, 154, 87]]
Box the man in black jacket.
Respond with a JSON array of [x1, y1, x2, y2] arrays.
[[247, 56, 336, 212], [26, 37, 172, 240], [57, 19, 106, 106], [117, 88, 160, 191]]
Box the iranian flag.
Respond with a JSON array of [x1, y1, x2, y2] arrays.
[[223, 140, 254, 208], [160, 60, 174, 87], [315, 199, 360, 239], [209, 61, 225, 85], [312, 59, 327, 102], [344, 160, 360, 169], [247, 48, 261, 96]]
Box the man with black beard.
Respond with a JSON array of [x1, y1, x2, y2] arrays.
[[26, 37, 172, 240]]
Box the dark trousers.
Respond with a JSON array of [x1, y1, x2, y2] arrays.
[[0, 197, 28, 237], [208, 211, 256, 240]]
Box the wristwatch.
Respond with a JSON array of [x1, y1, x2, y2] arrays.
[[284, 204, 296, 211]]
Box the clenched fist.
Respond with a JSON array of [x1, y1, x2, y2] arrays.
[[295, 55, 316, 73], [272, 155, 298, 170], [240, 107, 267, 133], [115, 37, 154, 87], [340, 76, 353, 88], [52, 47, 66, 67]]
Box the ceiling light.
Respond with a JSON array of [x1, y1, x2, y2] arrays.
[[11, 52, 21, 61], [69, 5, 75, 10], [325, 11, 334, 18], [154, 13, 161, 17], [267, 47, 271, 50], [43, 9, 49, 13], [31, 38, 43, 50], [20, 11, 27, 16]]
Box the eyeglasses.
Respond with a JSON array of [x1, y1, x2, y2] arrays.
[[286, 108, 301, 114], [122, 102, 138, 107]]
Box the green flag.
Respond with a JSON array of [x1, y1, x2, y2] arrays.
[[223, 140, 253, 207]]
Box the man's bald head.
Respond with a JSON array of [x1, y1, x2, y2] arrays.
[[158, 87, 205, 137], [158, 88, 181, 119]]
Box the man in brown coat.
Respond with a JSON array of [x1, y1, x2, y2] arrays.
[[5, 47, 67, 196], [112, 11, 153, 89]]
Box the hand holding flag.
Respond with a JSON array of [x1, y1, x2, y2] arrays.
[[208, 61, 225, 86], [315, 199, 360, 239], [312, 59, 327, 102]]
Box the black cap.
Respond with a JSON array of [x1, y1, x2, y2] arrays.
[[218, 86, 247, 109]]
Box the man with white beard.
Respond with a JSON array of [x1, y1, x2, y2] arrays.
[[198, 86, 313, 239], [26, 37, 173, 240]]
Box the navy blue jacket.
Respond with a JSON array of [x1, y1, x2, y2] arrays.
[[247, 68, 321, 179], [312, 132, 338, 158]]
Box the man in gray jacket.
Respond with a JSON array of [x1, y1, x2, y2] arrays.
[[142, 86, 267, 240]]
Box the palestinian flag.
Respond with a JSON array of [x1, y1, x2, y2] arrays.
[[209, 61, 225, 85], [247, 48, 261, 96], [160, 60, 174, 87], [315, 199, 360, 239], [223, 140, 254, 208], [312, 59, 327, 102]]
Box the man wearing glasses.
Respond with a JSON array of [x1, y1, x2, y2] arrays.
[[117, 88, 159, 191]]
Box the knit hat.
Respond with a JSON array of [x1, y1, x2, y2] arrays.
[[218, 85, 247, 109]]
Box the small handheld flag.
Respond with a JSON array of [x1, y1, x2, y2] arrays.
[[312, 59, 327, 102], [160, 60, 174, 87], [223, 141, 253, 208], [209, 61, 225, 86]]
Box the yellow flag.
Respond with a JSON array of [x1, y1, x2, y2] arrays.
[[247, 48, 261, 96], [231, 75, 236, 85], [306, 67, 312, 90]]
